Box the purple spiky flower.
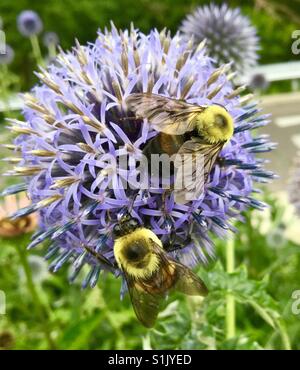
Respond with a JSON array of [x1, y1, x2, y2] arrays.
[[17, 10, 43, 37], [180, 3, 259, 73], [2, 24, 275, 291], [249, 73, 269, 92], [43, 32, 59, 47]]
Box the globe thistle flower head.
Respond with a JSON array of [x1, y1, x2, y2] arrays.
[[2, 24, 274, 291], [17, 10, 43, 37], [43, 32, 59, 47], [180, 3, 259, 73], [249, 73, 269, 92], [0, 45, 14, 65]]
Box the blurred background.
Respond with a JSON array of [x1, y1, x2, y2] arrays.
[[0, 0, 300, 350]]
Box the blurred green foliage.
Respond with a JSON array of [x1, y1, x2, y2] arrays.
[[0, 0, 300, 90]]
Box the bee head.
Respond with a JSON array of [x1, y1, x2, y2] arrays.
[[113, 216, 139, 238], [196, 105, 234, 143]]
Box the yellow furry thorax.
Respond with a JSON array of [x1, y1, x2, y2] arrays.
[[114, 228, 162, 279], [196, 105, 234, 144]]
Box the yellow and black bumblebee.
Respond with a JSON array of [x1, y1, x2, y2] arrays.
[[86, 214, 208, 328], [126, 93, 234, 203]]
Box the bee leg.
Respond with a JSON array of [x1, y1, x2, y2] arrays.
[[165, 234, 192, 253], [161, 190, 178, 249], [216, 157, 225, 167], [117, 193, 139, 221], [119, 116, 141, 121], [162, 189, 169, 203], [83, 245, 117, 269], [169, 230, 177, 250], [129, 192, 139, 212], [107, 209, 112, 222], [162, 189, 173, 211], [165, 223, 186, 252]]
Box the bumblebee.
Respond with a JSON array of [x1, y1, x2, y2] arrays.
[[87, 214, 208, 327], [126, 93, 234, 203]]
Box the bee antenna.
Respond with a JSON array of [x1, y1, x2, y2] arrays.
[[212, 101, 227, 110], [130, 192, 140, 211], [116, 193, 140, 223], [117, 207, 130, 221], [119, 116, 140, 121]]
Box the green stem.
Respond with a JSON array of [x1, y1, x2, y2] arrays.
[[266, 312, 292, 350], [30, 35, 43, 66], [0, 65, 9, 97], [48, 43, 57, 59], [15, 242, 55, 349], [226, 238, 236, 340], [277, 321, 292, 350]]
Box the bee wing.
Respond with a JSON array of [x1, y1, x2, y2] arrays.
[[174, 139, 224, 204], [173, 261, 208, 296], [123, 238, 207, 327], [124, 272, 164, 328], [149, 239, 208, 296], [126, 93, 204, 135], [123, 239, 175, 328]]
